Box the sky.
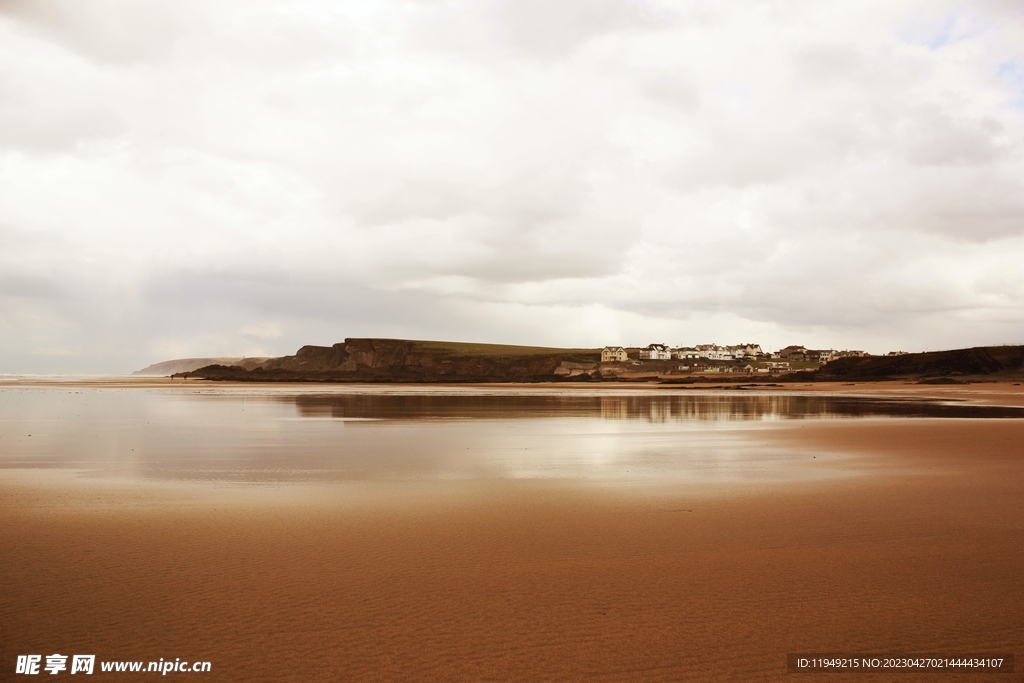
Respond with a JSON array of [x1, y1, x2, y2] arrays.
[[1, 0, 1023, 373]]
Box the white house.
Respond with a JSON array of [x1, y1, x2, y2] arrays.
[[737, 343, 764, 358], [706, 346, 732, 361], [695, 343, 717, 358], [722, 344, 763, 359], [693, 343, 733, 360], [601, 346, 628, 363], [673, 347, 700, 359], [639, 343, 671, 360]]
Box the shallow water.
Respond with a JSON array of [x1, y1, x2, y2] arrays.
[[1, 386, 1020, 484]]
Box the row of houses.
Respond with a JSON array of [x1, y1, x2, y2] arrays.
[[681, 361, 792, 374], [603, 343, 873, 364], [602, 343, 764, 363], [780, 347, 911, 362], [777, 345, 870, 363]]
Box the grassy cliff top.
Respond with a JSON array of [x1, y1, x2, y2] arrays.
[[366, 338, 602, 357]]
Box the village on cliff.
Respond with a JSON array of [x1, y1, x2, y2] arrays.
[[598, 343, 905, 376]]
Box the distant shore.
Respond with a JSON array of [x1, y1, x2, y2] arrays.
[[4, 375, 1024, 406]]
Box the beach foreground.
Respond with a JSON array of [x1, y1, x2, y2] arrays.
[[2, 383, 1022, 682]]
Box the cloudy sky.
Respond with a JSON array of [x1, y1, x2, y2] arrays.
[[2, 0, 1022, 373]]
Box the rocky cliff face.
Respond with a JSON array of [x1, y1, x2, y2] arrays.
[[184, 338, 601, 383]]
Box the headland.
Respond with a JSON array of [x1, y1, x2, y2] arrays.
[[166, 338, 1024, 384]]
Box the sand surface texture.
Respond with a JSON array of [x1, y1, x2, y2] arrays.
[[2, 383, 1022, 682]]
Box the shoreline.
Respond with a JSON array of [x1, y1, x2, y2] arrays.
[[3, 376, 1023, 408]]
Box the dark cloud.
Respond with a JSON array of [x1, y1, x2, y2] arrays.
[[486, 0, 669, 59], [0, 103, 126, 152], [0, 0, 186, 64], [900, 108, 1007, 166], [642, 74, 700, 112], [792, 44, 865, 84], [0, 274, 66, 299]]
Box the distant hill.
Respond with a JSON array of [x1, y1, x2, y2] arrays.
[[133, 357, 274, 376], [180, 339, 601, 383]]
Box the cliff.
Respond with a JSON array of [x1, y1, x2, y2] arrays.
[[180, 339, 601, 383]]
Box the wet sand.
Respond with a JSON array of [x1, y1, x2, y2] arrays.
[[2, 384, 1023, 681]]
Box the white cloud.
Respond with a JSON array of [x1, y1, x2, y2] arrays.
[[1, 0, 1022, 372]]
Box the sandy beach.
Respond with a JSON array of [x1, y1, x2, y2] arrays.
[[2, 382, 1022, 681]]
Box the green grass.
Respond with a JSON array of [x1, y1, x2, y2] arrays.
[[404, 339, 601, 357], [787, 361, 823, 370]]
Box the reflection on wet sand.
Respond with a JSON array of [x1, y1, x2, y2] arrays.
[[1, 388, 1022, 485], [290, 392, 1024, 421]]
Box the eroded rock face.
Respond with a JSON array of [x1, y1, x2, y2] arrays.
[[553, 361, 599, 377], [185, 339, 601, 383]]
